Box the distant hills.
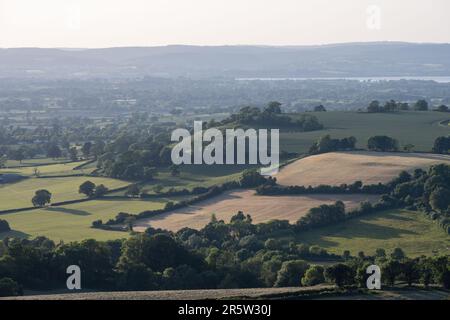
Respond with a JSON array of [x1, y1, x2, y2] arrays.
[[1, 42, 450, 79]]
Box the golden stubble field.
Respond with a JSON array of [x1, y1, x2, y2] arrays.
[[133, 151, 450, 232], [275, 151, 450, 186], [133, 189, 378, 232]]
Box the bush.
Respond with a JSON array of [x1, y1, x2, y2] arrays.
[[324, 264, 355, 287], [0, 219, 11, 232], [301, 265, 325, 286], [274, 260, 310, 287], [0, 278, 21, 297]]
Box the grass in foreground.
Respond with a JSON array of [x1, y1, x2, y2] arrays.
[[295, 209, 450, 257], [0, 198, 166, 242]]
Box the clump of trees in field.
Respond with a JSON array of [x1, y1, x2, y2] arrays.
[[366, 99, 429, 113], [78, 181, 109, 198], [226, 102, 324, 131], [309, 135, 357, 154], [433, 136, 450, 154], [433, 105, 449, 113], [367, 135, 399, 152]]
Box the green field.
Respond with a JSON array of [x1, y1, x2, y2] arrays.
[[295, 210, 450, 257], [0, 160, 94, 177], [0, 176, 130, 211], [0, 198, 166, 242], [283, 111, 450, 153], [3, 157, 73, 168], [111, 164, 249, 195]]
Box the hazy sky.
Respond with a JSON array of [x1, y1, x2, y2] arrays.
[[0, 0, 449, 48]]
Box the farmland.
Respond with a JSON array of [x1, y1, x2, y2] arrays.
[[0, 198, 166, 242], [275, 151, 450, 186], [0, 176, 130, 211], [0, 160, 94, 177], [133, 189, 378, 232], [295, 209, 450, 257], [283, 111, 450, 153]]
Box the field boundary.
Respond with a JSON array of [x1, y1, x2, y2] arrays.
[[0, 185, 130, 216]]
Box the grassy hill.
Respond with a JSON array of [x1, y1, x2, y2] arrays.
[[282, 111, 450, 153], [276, 151, 450, 186], [295, 209, 450, 257]]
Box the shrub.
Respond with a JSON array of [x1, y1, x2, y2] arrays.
[[0, 278, 21, 297], [0, 219, 11, 232], [301, 265, 325, 286]]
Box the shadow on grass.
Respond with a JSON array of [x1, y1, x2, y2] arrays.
[[0, 230, 30, 240], [45, 207, 91, 216], [297, 213, 419, 248]]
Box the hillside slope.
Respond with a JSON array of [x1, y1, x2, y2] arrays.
[[275, 152, 450, 186]]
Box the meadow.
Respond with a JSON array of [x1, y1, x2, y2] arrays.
[[111, 164, 250, 195], [283, 111, 450, 153], [0, 198, 166, 242], [295, 209, 450, 257], [0, 176, 130, 211], [0, 160, 94, 177]]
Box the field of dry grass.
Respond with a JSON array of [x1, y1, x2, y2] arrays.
[[3, 285, 448, 300], [133, 190, 378, 232], [275, 151, 450, 186]]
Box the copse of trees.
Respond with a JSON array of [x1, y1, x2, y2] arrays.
[[366, 100, 410, 113], [309, 135, 357, 154], [414, 99, 429, 111], [367, 135, 399, 152], [79, 181, 96, 197], [314, 105, 327, 112], [434, 105, 449, 112], [296, 201, 346, 231], [433, 136, 450, 154], [227, 102, 324, 131], [78, 181, 109, 198], [366, 99, 432, 113]]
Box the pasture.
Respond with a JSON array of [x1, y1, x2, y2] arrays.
[[295, 209, 450, 257], [0, 160, 94, 177], [111, 164, 249, 195], [0, 198, 166, 242], [0, 176, 130, 211], [283, 111, 450, 154]]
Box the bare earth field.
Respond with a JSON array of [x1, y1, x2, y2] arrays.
[[275, 151, 450, 186], [133, 189, 378, 232]]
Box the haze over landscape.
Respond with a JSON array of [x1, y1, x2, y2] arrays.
[[1, 0, 450, 302], [1, 0, 450, 47]]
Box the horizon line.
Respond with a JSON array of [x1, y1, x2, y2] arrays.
[[2, 40, 450, 50]]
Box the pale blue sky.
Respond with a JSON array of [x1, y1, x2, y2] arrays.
[[0, 0, 449, 48]]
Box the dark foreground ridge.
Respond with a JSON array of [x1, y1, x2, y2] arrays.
[[2, 285, 449, 300]]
